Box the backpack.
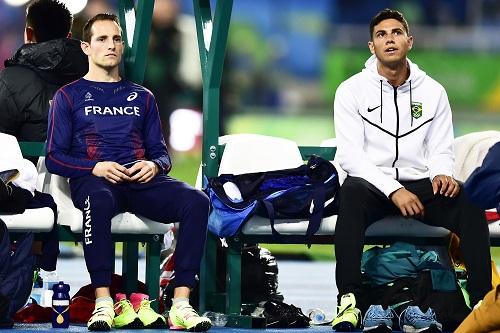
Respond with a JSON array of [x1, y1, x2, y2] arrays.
[[359, 271, 471, 332], [0, 218, 35, 328], [359, 243, 471, 331], [206, 155, 339, 243]]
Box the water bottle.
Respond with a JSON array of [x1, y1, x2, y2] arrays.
[[307, 308, 326, 325], [30, 273, 43, 305], [51, 281, 70, 328], [201, 311, 228, 327], [41, 270, 58, 307]]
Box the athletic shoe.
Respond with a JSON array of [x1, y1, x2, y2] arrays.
[[130, 292, 166, 328], [400, 306, 442, 333], [87, 301, 114, 331], [168, 300, 212, 331], [113, 293, 143, 329], [362, 304, 393, 332], [332, 293, 361, 332]]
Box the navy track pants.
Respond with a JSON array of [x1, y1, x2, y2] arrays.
[[69, 174, 209, 289]]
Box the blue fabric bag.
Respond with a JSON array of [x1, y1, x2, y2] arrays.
[[206, 155, 340, 241]]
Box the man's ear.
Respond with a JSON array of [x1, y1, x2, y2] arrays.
[[81, 41, 90, 55], [368, 41, 375, 55], [25, 26, 35, 43], [407, 35, 414, 51]]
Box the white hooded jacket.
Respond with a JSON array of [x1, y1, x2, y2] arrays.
[[334, 55, 455, 197]]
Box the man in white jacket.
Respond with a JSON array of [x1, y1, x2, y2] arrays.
[[332, 9, 491, 332]]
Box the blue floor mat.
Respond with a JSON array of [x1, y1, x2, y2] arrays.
[[4, 323, 432, 332]]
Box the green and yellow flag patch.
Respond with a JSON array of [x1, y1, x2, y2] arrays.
[[411, 101, 422, 119]]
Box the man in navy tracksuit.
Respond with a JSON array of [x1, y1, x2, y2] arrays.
[[45, 13, 211, 331], [464, 142, 500, 213]]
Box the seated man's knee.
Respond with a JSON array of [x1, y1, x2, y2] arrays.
[[84, 189, 116, 210], [181, 188, 209, 212], [340, 177, 373, 199]]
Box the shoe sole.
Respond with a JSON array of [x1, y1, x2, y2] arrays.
[[169, 319, 212, 332], [332, 322, 355, 331], [87, 320, 112, 331], [363, 323, 392, 333], [403, 324, 442, 333], [189, 321, 212, 332], [114, 317, 144, 329], [142, 317, 167, 329]]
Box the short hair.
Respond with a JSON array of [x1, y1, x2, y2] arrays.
[[369, 8, 409, 40], [25, 0, 72, 42], [82, 13, 121, 43]]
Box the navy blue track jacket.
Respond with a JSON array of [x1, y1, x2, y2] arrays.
[[45, 78, 171, 179]]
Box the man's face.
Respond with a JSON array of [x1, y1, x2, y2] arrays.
[[368, 18, 413, 66], [81, 20, 124, 70]]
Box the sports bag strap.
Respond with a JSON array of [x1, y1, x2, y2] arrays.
[[262, 200, 281, 239], [304, 183, 326, 247]]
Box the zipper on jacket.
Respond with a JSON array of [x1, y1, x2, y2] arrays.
[[392, 86, 400, 179]]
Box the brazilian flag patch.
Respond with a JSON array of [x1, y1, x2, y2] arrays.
[[411, 101, 422, 119]]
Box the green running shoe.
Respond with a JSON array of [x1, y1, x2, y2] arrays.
[[87, 301, 114, 331], [168, 301, 212, 331], [113, 293, 143, 329], [332, 293, 361, 332], [130, 293, 166, 328]]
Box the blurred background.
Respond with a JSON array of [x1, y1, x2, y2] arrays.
[[1, 0, 499, 261], [2, 0, 500, 186]]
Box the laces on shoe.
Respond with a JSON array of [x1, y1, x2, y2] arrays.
[[114, 299, 132, 314], [138, 299, 153, 310]]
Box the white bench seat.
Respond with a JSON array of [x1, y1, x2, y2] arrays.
[[242, 214, 499, 239], [1, 207, 55, 233]]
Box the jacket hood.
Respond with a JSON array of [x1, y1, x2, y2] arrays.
[[4, 38, 88, 86], [362, 55, 426, 91]]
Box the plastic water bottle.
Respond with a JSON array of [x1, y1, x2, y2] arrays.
[[202, 311, 228, 327], [307, 308, 326, 325], [51, 281, 70, 328], [30, 273, 43, 305], [41, 270, 59, 307]]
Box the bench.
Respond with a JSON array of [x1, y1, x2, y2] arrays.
[[197, 134, 500, 327], [3, 142, 171, 309]]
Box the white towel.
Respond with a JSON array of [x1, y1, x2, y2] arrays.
[[453, 131, 500, 182], [0, 133, 38, 195]]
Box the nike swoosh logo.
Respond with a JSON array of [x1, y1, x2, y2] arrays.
[[367, 105, 381, 112]]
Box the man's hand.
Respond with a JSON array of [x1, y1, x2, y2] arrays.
[[127, 160, 159, 183], [432, 175, 460, 197], [390, 188, 425, 218], [92, 161, 131, 184]]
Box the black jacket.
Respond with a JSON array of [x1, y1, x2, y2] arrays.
[[0, 38, 88, 143]]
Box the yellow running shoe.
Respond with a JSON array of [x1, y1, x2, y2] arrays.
[[87, 301, 114, 331], [168, 301, 212, 331], [130, 293, 166, 328], [113, 293, 143, 329], [332, 293, 361, 332]]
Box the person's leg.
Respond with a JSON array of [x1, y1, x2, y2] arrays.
[[408, 179, 492, 306], [335, 177, 397, 304], [70, 175, 126, 331], [129, 174, 209, 289], [128, 174, 211, 331], [70, 175, 125, 288]]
